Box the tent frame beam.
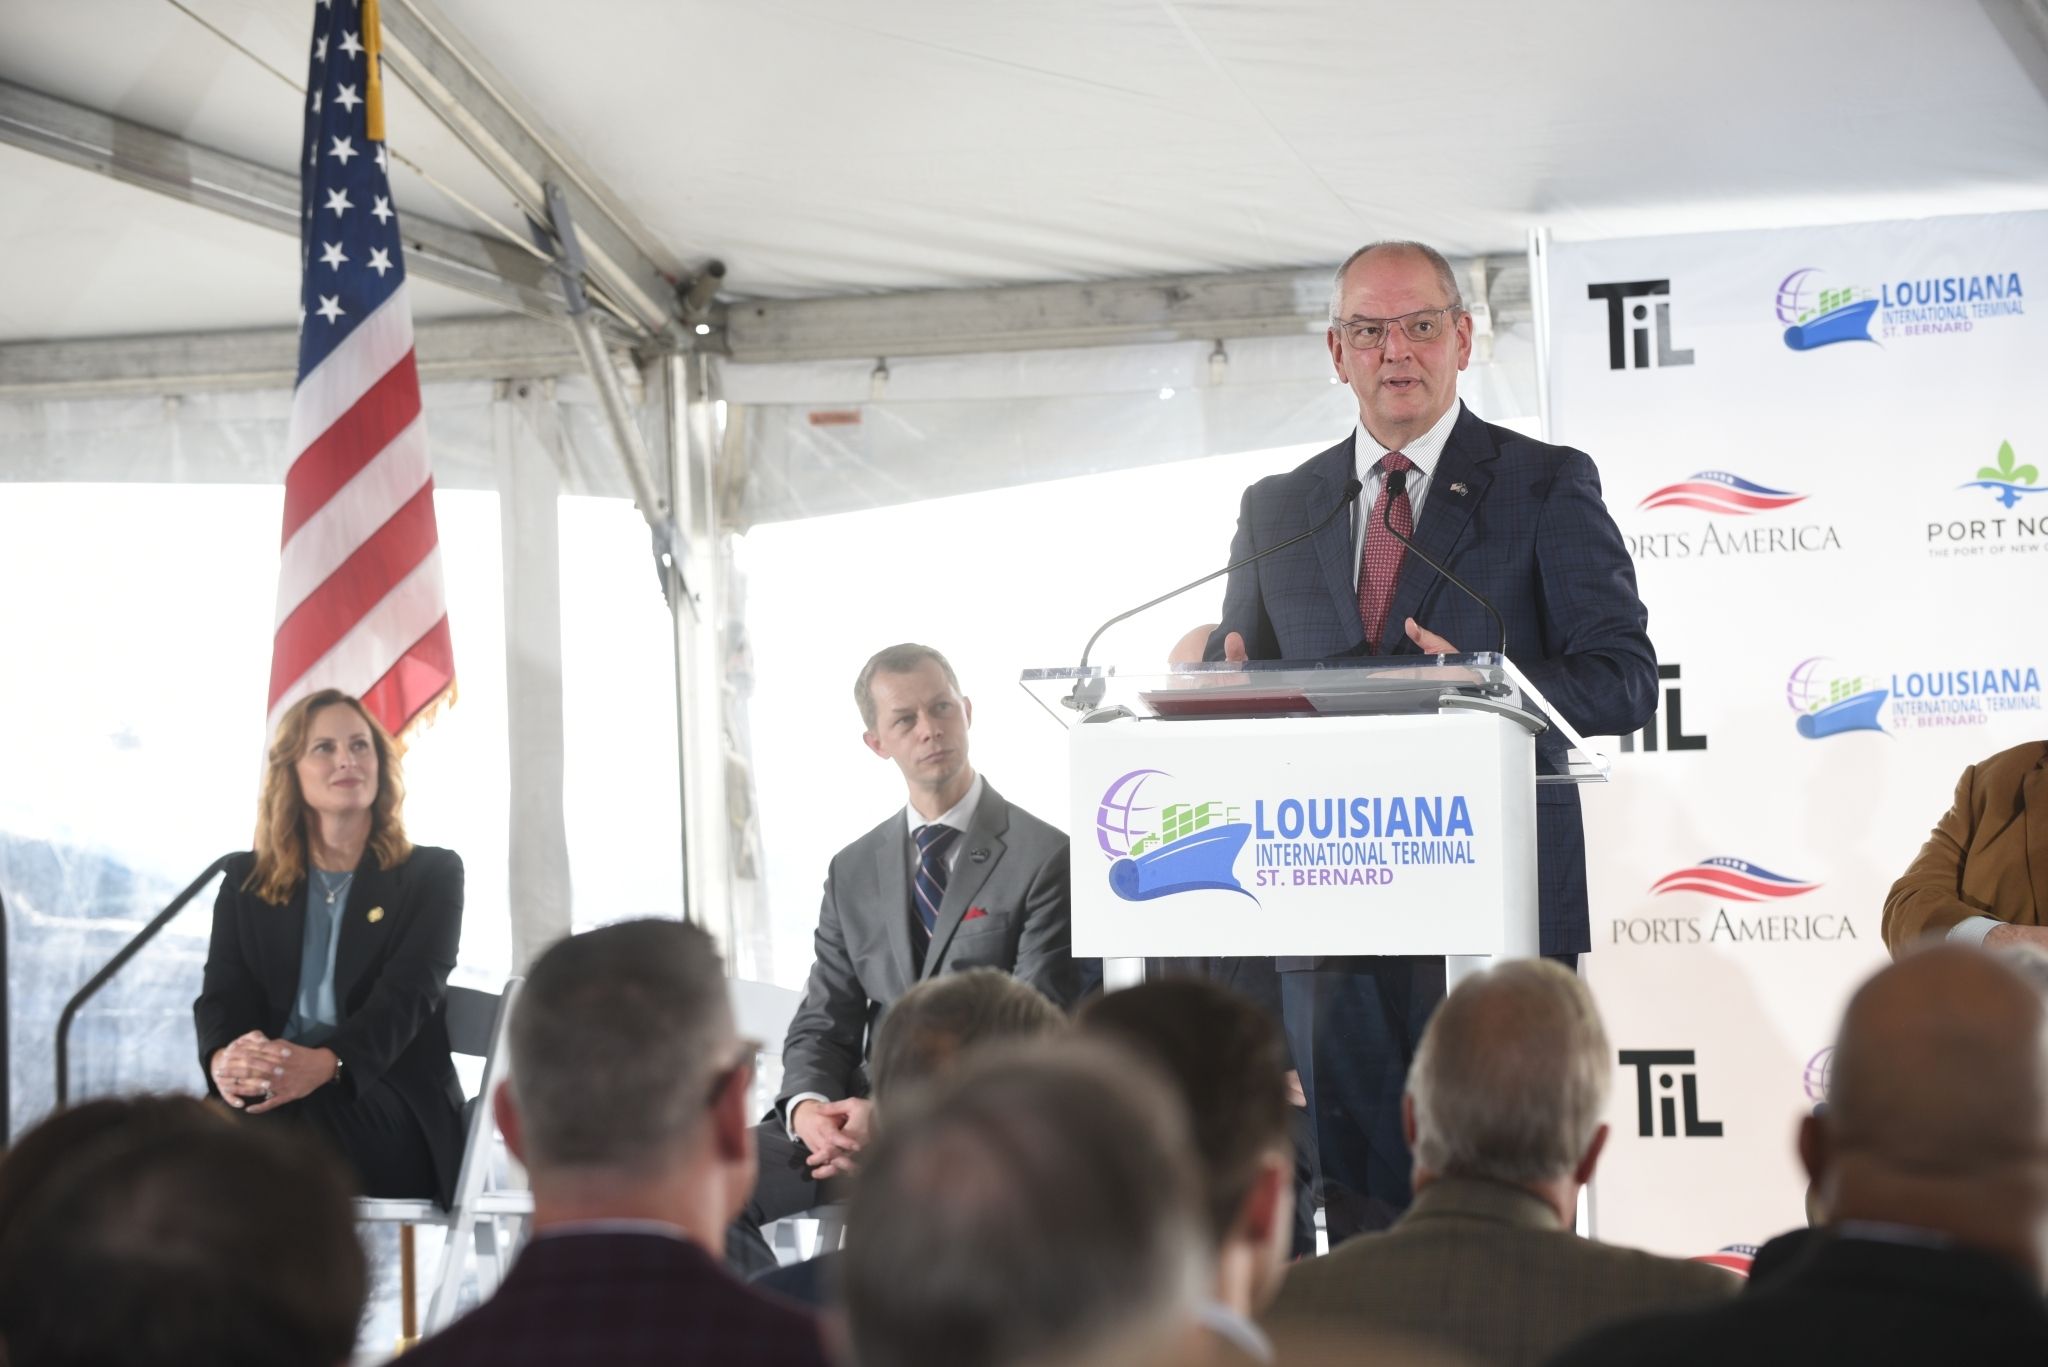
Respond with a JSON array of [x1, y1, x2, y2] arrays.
[[721, 260, 1529, 364], [0, 79, 568, 324], [379, 0, 683, 340], [0, 316, 582, 400]]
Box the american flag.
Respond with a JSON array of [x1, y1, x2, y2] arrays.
[[268, 0, 453, 737]]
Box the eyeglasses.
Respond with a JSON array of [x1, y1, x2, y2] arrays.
[[1333, 307, 1460, 350]]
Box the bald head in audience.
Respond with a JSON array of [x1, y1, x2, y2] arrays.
[[1803, 944, 2048, 1278]]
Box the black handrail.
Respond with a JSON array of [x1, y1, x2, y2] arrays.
[[1, 881, 10, 1144], [54, 854, 235, 1109]]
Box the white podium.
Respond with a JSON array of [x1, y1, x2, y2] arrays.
[[1020, 655, 1609, 987]]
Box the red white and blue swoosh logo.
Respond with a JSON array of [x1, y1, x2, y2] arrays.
[[1637, 471, 1808, 516], [1651, 857, 1820, 902]]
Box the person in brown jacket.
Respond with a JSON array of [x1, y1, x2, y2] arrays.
[[1262, 960, 1734, 1366], [1882, 740, 2048, 955]]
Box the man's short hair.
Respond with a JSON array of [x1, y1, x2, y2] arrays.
[[871, 968, 1067, 1104], [1081, 978, 1291, 1246], [842, 1041, 1205, 1367], [854, 643, 961, 729], [1406, 959, 1610, 1186], [509, 917, 737, 1173], [0, 1116, 365, 1367], [1329, 240, 1467, 322]]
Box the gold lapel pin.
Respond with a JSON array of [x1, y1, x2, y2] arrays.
[[367, 907, 385, 924]]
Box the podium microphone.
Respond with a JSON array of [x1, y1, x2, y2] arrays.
[[1064, 479, 1363, 711], [1382, 467, 1506, 657]]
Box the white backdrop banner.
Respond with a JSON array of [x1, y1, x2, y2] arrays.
[[1549, 209, 2046, 1260]]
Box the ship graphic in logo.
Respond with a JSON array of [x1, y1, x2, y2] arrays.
[[1095, 768, 1253, 903]]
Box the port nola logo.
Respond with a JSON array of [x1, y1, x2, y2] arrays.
[[1625, 470, 1840, 561], [1786, 656, 2043, 739], [1775, 265, 2026, 350], [1611, 856, 1854, 948], [1094, 769, 1478, 902], [1929, 441, 2048, 561]]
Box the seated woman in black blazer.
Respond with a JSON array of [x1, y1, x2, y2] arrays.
[[195, 688, 465, 1204]]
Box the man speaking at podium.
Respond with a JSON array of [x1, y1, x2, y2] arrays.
[[1204, 240, 1656, 1242]]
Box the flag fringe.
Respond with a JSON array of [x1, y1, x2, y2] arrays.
[[394, 676, 457, 755]]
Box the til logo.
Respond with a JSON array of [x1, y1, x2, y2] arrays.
[[1588, 280, 1695, 370], [1620, 1049, 1723, 1137]]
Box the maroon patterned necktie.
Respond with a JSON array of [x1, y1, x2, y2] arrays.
[[1357, 451, 1414, 651]]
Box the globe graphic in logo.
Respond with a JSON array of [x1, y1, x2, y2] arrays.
[[1784, 656, 1833, 715], [1095, 768, 1164, 861], [1803, 1046, 1834, 1106], [1775, 267, 1821, 326]]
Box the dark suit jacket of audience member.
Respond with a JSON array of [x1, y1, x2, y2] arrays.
[[1265, 1177, 1737, 1366], [192, 845, 465, 1203], [778, 780, 1078, 1108], [1883, 739, 2048, 951], [1546, 1232, 2048, 1367], [405, 1231, 831, 1367]]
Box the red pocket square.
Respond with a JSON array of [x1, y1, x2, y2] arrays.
[[963, 906, 989, 921]]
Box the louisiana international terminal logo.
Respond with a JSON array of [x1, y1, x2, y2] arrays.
[[1776, 268, 1879, 350], [1636, 471, 1808, 517], [1785, 656, 1889, 739], [1776, 264, 2024, 351], [1960, 440, 2047, 511], [1095, 769, 1254, 903], [1094, 770, 1481, 903], [1803, 1046, 1835, 1109], [1650, 857, 1821, 903], [1787, 656, 2042, 739]]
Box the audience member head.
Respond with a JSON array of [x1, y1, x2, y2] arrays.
[[0, 1094, 225, 1243], [871, 967, 1067, 1106], [1081, 979, 1295, 1314], [249, 688, 410, 903], [841, 1040, 1206, 1367], [1801, 944, 2048, 1280], [0, 1106, 364, 1367], [498, 917, 756, 1245], [1404, 958, 1611, 1226]]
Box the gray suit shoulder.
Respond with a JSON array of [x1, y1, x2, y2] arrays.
[[826, 807, 906, 881], [986, 783, 1068, 858]]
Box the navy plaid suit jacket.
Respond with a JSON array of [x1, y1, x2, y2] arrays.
[[403, 1231, 831, 1367], [1206, 403, 1656, 954]]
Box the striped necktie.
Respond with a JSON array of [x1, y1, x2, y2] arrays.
[[912, 824, 960, 937]]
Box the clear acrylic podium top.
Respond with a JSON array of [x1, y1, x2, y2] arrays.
[[1019, 652, 1609, 783]]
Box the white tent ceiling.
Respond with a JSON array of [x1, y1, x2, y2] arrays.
[[4, 0, 2048, 349]]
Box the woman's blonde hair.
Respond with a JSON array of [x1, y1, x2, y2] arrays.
[[246, 690, 412, 905]]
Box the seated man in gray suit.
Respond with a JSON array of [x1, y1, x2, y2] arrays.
[[735, 643, 1081, 1261], [1264, 959, 1734, 1365]]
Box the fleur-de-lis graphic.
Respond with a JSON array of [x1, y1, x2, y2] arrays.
[[1977, 440, 2037, 488], [1966, 440, 2043, 509]]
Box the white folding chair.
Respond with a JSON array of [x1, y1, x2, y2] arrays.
[[356, 978, 531, 1339]]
